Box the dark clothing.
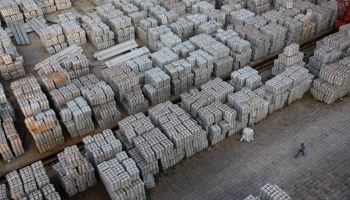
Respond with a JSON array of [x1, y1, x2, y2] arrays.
[[295, 149, 305, 158]]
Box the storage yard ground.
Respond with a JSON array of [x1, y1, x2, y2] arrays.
[[50, 94, 350, 200]]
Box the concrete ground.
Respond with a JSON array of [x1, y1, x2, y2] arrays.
[[51, 94, 350, 200]]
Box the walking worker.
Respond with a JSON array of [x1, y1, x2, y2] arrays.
[[295, 143, 305, 158]]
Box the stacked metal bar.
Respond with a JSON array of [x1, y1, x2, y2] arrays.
[[164, 59, 193, 95], [306, 5, 332, 34], [53, 145, 97, 197], [112, 0, 139, 15], [229, 9, 255, 29], [171, 41, 195, 58], [271, 43, 305, 75], [216, 29, 251, 70], [60, 51, 90, 79], [259, 184, 291, 200], [185, 14, 208, 31], [6, 161, 61, 200], [305, 46, 342, 77], [11, 76, 64, 153], [39, 25, 68, 54], [61, 20, 87, 46], [91, 0, 111, 6], [72, 74, 122, 128], [235, 24, 271, 61], [293, 0, 315, 14], [0, 0, 24, 26], [310, 57, 350, 104], [0, 184, 9, 199], [316, 32, 350, 54], [202, 9, 226, 28], [143, 67, 171, 105], [321, 1, 337, 29], [197, 101, 237, 144], [125, 55, 153, 85], [228, 87, 269, 129], [293, 13, 313, 41], [37, 59, 71, 92], [247, 0, 270, 15], [9, 23, 31, 45], [230, 66, 262, 91], [108, 13, 136, 43], [0, 84, 24, 160], [132, 0, 160, 12], [148, 5, 178, 25], [22, 0, 43, 22], [137, 17, 158, 46], [197, 20, 222, 35], [241, 15, 267, 29], [259, 23, 287, 54], [83, 129, 122, 166], [128, 10, 147, 26], [97, 151, 146, 200], [265, 65, 313, 112], [182, 0, 200, 13], [102, 63, 149, 115], [143, 25, 172, 51], [168, 18, 194, 40], [191, 1, 214, 14], [221, 3, 242, 27], [148, 101, 208, 158], [185, 50, 213, 85], [339, 23, 350, 37], [57, 12, 82, 23], [0, 27, 26, 80], [151, 47, 179, 69], [190, 34, 231, 77], [276, 1, 301, 18], [35, 0, 57, 13], [164, 1, 185, 15], [54, 0, 72, 11]]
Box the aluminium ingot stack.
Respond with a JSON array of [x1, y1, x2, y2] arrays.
[[83, 129, 122, 167], [6, 161, 61, 200], [117, 113, 159, 176], [221, 3, 242, 27], [259, 23, 287, 54], [132, 0, 160, 13], [164, 59, 194, 95], [0, 0, 24, 26], [310, 57, 350, 104], [22, 0, 44, 22], [0, 27, 26, 80], [53, 145, 97, 197], [11, 76, 64, 153], [72, 74, 122, 128], [124, 55, 153, 85], [0, 184, 8, 199], [271, 43, 305, 75], [60, 51, 90, 79], [229, 9, 255, 29], [244, 183, 291, 200], [171, 41, 195, 58], [315, 32, 350, 55], [215, 29, 252, 69], [191, 1, 214, 14], [61, 20, 87, 46], [185, 14, 208, 32], [148, 101, 208, 158], [306, 5, 332, 35], [137, 17, 158, 46], [97, 151, 146, 200], [39, 25, 68, 54], [57, 11, 82, 23], [82, 14, 115, 51], [143, 67, 171, 105], [197, 101, 237, 144], [102, 63, 149, 115], [185, 50, 213, 85], [168, 18, 194, 40], [148, 5, 178, 24], [230, 66, 262, 91], [37, 59, 71, 92], [112, 0, 139, 15], [247, 0, 270, 15]]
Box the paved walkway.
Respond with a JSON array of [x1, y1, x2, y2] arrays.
[[150, 96, 350, 200]]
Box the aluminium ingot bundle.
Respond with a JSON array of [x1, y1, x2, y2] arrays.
[[235, 24, 271, 61], [316, 32, 350, 52], [229, 8, 255, 29], [171, 41, 195, 58], [185, 50, 213, 85], [145, 25, 172, 51], [339, 23, 350, 37], [148, 101, 208, 158], [96, 4, 123, 22], [190, 33, 230, 60], [202, 9, 226, 27], [137, 17, 158, 46], [201, 78, 234, 103], [294, 13, 313, 41], [230, 66, 262, 91], [72, 74, 122, 128], [197, 20, 222, 35], [0, 0, 24, 26], [53, 145, 97, 196], [221, 3, 242, 26], [164, 59, 194, 95], [257, 183, 291, 200], [259, 23, 287, 54], [112, 0, 139, 15], [225, 34, 252, 69], [132, 0, 160, 12], [61, 20, 87, 46], [151, 47, 179, 69], [57, 11, 82, 23], [143, 67, 171, 105], [242, 15, 267, 29], [83, 129, 122, 166], [39, 24, 68, 54], [22, 0, 44, 22], [125, 55, 153, 85], [0, 124, 15, 161], [102, 63, 149, 115], [247, 0, 270, 15], [185, 14, 208, 30], [197, 101, 237, 144], [306, 5, 332, 34], [293, 0, 315, 14], [0, 27, 26, 80], [97, 151, 146, 200], [0, 184, 9, 199], [11, 76, 64, 153], [191, 1, 214, 14], [1, 119, 25, 159], [60, 51, 90, 79], [271, 43, 305, 75], [168, 18, 194, 40], [160, 31, 182, 49], [53, 0, 72, 11], [128, 11, 147, 26], [165, 2, 186, 15], [149, 5, 178, 25]]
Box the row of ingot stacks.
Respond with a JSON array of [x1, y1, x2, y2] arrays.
[[0, 27, 26, 80], [97, 151, 146, 200], [149, 101, 208, 158], [247, 0, 270, 15], [71, 74, 122, 128], [244, 183, 290, 200], [116, 113, 160, 176], [83, 129, 122, 167], [311, 57, 350, 104], [22, 0, 44, 22], [197, 101, 237, 144], [164, 59, 194, 95], [124, 55, 153, 85], [271, 43, 305, 75], [215, 29, 252, 70], [148, 5, 178, 25], [11, 76, 64, 153], [0, 83, 24, 161], [6, 161, 61, 200], [229, 66, 262, 91], [82, 14, 115, 51], [35, 0, 72, 14], [53, 145, 97, 197], [102, 63, 149, 115], [0, 0, 24, 26], [61, 20, 87, 46], [39, 24, 68, 54], [143, 67, 171, 105]]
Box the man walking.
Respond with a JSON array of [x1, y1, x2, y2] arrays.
[[295, 143, 305, 158]]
